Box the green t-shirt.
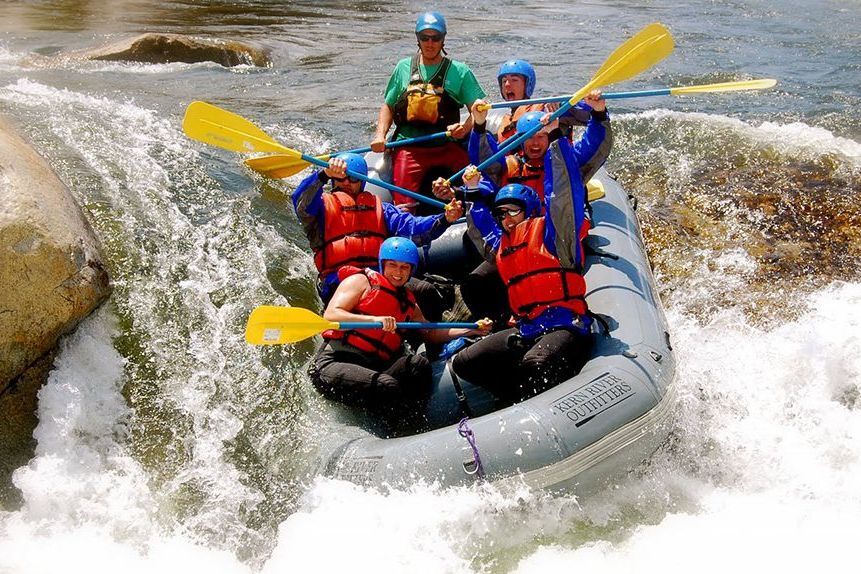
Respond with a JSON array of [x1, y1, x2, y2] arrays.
[[383, 56, 487, 141]]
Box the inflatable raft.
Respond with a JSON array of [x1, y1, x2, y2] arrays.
[[314, 149, 677, 494]]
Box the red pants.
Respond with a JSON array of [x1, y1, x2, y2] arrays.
[[391, 142, 469, 212]]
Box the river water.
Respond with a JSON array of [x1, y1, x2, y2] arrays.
[[0, 1, 859, 572]]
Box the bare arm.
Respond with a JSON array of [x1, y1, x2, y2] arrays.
[[323, 274, 397, 331], [371, 104, 394, 152]]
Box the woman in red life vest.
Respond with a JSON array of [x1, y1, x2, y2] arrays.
[[451, 92, 606, 402], [309, 237, 490, 427]]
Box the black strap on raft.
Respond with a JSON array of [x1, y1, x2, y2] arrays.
[[587, 310, 612, 337], [584, 243, 619, 260], [447, 359, 473, 418]]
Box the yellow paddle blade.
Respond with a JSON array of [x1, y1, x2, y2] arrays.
[[586, 179, 605, 202], [182, 101, 297, 155], [570, 22, 674, 106], [244, 152, 332, 179], [670, 78, 777, 95], [245, 306, 339, 345]]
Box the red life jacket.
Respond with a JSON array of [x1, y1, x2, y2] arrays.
[[502, 157, 593, 242], [322, 267, 417, 361], [314, 191, 388, 279], [495, 217, 588, 321], [503, 154, 546, 203]]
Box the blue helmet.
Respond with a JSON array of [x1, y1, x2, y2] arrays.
[[415, 12, 447, 35], [379, 237, 420, 276], [333, 152, 368, 191], [497, 59, 536, 98], [515, 110, 547, 136], [494, 183, 541, 219]]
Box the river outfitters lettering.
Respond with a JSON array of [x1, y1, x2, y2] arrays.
[[552, 373, 634, 426], [333, 456, 382, 484]]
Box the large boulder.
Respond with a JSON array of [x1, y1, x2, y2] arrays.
[[0, 115, 111, 390], [82, 33, 271, 67]]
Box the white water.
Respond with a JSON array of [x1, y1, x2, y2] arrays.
[[2, 79, 860, 571], [2, 281, 859, 573]]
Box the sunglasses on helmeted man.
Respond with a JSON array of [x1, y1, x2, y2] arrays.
[[418, 34, 444, 42], [332, 176, 361, 183], [493, 206, 524, 218]]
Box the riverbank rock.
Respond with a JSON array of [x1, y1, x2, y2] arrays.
[[0, 350, 53, 510], [82, 33, 271, 67], [0, 115, 112, 391]]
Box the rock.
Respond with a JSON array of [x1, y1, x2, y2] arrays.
[[82, 33, 270, 67], [0, 350, 54, 510], [0, 115, 112, 389]]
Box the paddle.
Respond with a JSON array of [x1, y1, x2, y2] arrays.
[[245, 305, 480, 345], [447, 22, 674, 184], [182, 101, 448, 209], [244, 130, 451, 179], [476, 78, 777, 110]]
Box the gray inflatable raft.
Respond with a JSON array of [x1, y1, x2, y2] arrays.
[[317, 158, 676, 494]]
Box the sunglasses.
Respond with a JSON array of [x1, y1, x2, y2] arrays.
[[493, 206, 524, 219], [418, 34, 444, 43], [332, 176, 361, 184]]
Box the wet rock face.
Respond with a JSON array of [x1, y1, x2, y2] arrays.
[[83, 33, 271, 67], [0, 116, 112, 389]]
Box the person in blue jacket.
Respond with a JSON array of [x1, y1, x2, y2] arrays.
[[454, 91, 611, 331], [451, 93, 608, 401], [292, 152, 462, 323]]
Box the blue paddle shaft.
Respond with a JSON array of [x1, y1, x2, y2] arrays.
[[338, 321, 478, 330], [489, 88, 673, 109], [328, 131, 449, 158], [299, 153, 447, 209]]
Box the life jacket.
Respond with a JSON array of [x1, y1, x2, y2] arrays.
[[392, 54, 462, 136], [497, 103, 548, 143], [322, 267, 417, 362], [496, 217, 588, 325], [503, 154, 546, 203], [314, 191, 387, 279], [503, 156, 594, 240]]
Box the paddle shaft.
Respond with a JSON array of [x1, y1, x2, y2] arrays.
[[486, 79, 776, 109], [489, 88, 673, 109], [338, 321, 478, 330], [317, 130, 451, 158], [297, 150, 448, 209]]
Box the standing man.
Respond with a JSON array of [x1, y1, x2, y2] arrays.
[[370, 11, 486, 212]]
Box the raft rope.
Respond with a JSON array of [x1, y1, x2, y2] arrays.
[[457, 417, 486, 480]]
